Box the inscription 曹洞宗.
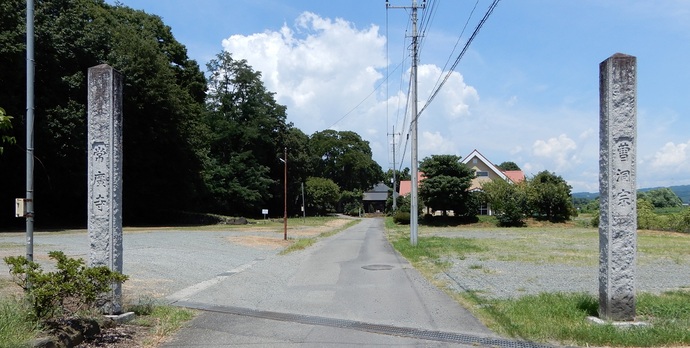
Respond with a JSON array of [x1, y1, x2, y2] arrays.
[[598, 53, 637, 321]]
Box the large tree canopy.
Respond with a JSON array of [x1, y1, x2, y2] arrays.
[[0, 0, 208, 226], [418, 154, 476, 216], [203, 51, 289, 216], [526, 171, 574, 222], [309, 130, 383, 193]]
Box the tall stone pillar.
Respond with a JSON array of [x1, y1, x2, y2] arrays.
[[598, 53, 637, 321], [87, 64, 124, 314]]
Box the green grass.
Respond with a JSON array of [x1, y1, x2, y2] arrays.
[[385, 216, 690, 346], [280, 219, 359, 255], [387, 228, 486, 276], [0, 298, 40, 348], [467, 291, 690, 347]]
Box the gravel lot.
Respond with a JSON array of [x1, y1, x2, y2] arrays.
[[430, 228, 690, 299]]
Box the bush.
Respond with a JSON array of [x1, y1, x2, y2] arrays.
[[4, 251, 128, 320], [393, 211, 411, 225]]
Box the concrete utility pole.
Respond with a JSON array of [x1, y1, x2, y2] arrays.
[[283, 147, 288, 241], [389, 126, 399, 210], [387, 0, 424, 246], [26, 0, 35, 262]]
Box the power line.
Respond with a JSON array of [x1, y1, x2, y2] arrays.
[[418, 0, 501, 119], [326, 59, 405, 130], [432, 0, 480, 93]]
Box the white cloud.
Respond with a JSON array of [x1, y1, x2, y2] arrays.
[[650, 141, 690, 170], [416, 64, 479, 120], [532, 134, 579, 171], [579, 128, 595, 139], [419, 131, 456, 155], [222, 12, 387, 134]]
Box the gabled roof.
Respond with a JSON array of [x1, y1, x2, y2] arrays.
[[461, 149, 509, 181], [462, 149, 525, 184], [368, 183, 391, 193], [363, 182, 390, 202]]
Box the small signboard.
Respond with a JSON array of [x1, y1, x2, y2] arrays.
[[262, 209, 268, 220]]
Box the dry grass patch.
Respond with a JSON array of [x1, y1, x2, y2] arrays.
[[226, 236, 291, 250], [226, 218, 355, 250]]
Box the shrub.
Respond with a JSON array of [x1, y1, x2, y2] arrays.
[[4, 251, 128, 320], [393, 211, 411, 225]]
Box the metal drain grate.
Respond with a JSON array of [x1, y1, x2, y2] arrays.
[[174, 301, 556, 348], [362, 264, 394, 271]]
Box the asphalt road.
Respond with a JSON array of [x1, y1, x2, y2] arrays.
[[0, 219, 551, 347], [159, 218, 532, 347]]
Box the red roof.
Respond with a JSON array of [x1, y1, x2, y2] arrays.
[[398, 172, 425, 196], [503, 170, 525, 183]]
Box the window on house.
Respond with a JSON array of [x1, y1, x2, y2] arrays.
[[472, 158, 477, 164], [476, 171, 488, 177], [479, 203, 489, 215]]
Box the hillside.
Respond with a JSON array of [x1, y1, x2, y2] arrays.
[[573, 184, 690, 204]]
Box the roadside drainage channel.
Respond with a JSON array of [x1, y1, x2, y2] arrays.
[[174, 301, 556, 348]]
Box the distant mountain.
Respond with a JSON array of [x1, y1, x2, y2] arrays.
[[573, 184, 690, 204]]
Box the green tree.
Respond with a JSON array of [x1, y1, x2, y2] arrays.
[[309, 130, 383, 192], [305, 177, 340, 215], [481, 178, 528, 226], [203, 51, 288, 216], [418, 154, 476, 217], [497, 161, 521, 171], [636, 198, 658, 230], [284, 127, 314, 215], [0, 107, 15, 155], [638, 188, 683, 208], [340, 190, 363, 216], [526, 171, 574, 222], [0, 0, 209, 226]]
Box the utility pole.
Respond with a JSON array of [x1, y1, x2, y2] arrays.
[[389, 126, 400, 210], [283, 147, 287, 240], [387, 0, 424, 246], [26, 0, 35, 262]]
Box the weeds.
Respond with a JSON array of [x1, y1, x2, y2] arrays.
[[0, 298, 40, 347]]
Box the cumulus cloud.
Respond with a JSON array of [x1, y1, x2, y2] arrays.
[[220, 11, 483, 174], [222, 12, 387, 134], [532, 134, 579, 171], [420, 131, 457, 156], [650, 141, 690, 170], [416, 64, 478, 120]]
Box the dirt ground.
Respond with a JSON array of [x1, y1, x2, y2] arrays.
[[225, 218, 353, 249]]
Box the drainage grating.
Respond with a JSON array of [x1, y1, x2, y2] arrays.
[[362, 264, 394, 271], [174, 301, 556, 348]]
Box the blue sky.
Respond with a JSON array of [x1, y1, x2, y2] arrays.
[[106, 0, 690, 192]]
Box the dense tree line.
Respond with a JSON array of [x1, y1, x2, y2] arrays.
[[0, 0, 382, 228]]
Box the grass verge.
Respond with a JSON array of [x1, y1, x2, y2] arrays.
[[280, 219, 360, 255], [465, 291, 690, 347], [385, 216, 690, 347], [0, 297, 40, 348]]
